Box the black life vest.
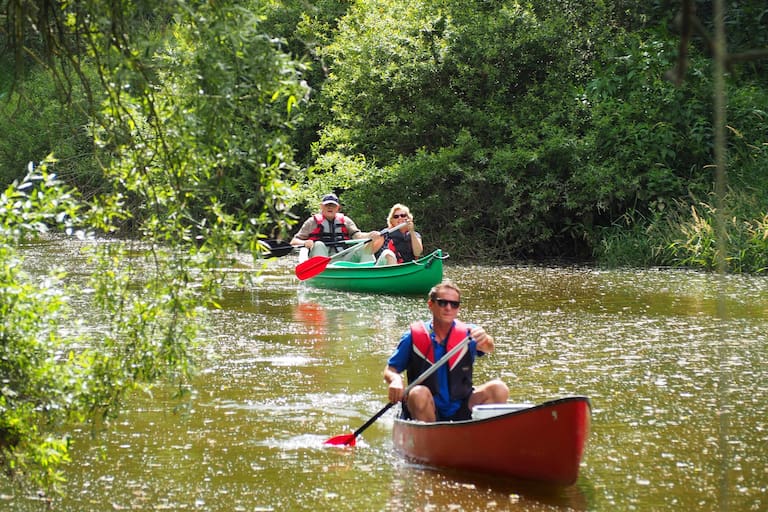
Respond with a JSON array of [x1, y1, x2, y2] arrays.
[[385, 230, 419, 263], [406, 320, 473, 402]]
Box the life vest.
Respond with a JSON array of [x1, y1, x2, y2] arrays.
[[406, 320, 473, 402], [385, 230, 418, 263], [308, 213, 350, 247]]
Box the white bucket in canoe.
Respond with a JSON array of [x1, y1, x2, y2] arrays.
[[471, 403, 534, 420]]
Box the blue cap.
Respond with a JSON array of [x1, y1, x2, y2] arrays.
[[322, 193, 340, 206]]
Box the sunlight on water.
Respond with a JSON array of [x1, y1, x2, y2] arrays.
[[257, 433, 341, 450], [4, 238, 768, 511]]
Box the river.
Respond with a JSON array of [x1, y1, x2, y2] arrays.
[[3, 237, 767, 511]]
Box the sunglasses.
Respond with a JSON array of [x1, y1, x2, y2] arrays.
[[392, 213, 409, 219], [434, 298, 461, 309]]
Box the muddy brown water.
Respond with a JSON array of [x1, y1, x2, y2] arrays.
[[3, 237, 767, 511]]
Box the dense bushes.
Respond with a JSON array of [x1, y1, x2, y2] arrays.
[[0, 68, 99, 192], [303, 0, 601, 259], [1, 0, 767, 269], [294, 0, 768, 269]]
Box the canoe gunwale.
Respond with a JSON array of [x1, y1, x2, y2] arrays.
[[394, 395, 592, 428], [325, 249, 447, 270], [392, 396, 592, 485], [304, 249, 447, 295]]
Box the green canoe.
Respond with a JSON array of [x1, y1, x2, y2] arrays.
[[304, 249, 446, 295]]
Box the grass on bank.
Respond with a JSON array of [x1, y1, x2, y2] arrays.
[[595, 191, 768, 273]]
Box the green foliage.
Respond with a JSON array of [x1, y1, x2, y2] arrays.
[[309, 0, 602, 259], [0, 163, 85, 489], [5, 0, 767, 267], [297, 0, 768, 263], [664, 192, 768, 274], [1, 0, 309, 492], [91, 0, 309, 242], [596, 188, 768, 274], [587, 31, 768, 269], [593, 205, 677, 268], [0, 162, 206, 491], [317, 0, 592, 164], [667, 201, 721, 270], [580, 34, 710, 212], [255, 0, 353, 168], [724, 84, 768, 191], [0, 67, 100, 191]]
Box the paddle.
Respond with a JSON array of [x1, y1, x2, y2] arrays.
[[295, 222, 407, 281], [324, 334, 472, 447], [258, 239, 362, 258]]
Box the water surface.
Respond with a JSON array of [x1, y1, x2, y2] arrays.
[[3, 238, 767, 510]]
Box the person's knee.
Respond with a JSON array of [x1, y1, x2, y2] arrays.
[[408, 385, 432, 404], [407, 386, 434, 410], [407, 386, 436, 421], [356, 244, 376, 263], [376, 249, 396, 266], [310, 241, 329, 257], [490, 379, 509, 401], [471, 379, 509, 406]]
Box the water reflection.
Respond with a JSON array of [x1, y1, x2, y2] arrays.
[[387, 461, 590, 511], [294, 301, 327, 330], [3, 238, 768, 511]]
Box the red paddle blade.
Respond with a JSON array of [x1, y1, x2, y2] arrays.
[[295, 256, 331, 281], [324, 433, 357, 446]]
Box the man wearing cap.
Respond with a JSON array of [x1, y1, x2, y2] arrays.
[[290, 193, 383, 262]]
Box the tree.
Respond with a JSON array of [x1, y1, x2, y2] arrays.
[[0, 0, 306, 490], [297, 0, 768, 263], [307, 0, 609, 258]]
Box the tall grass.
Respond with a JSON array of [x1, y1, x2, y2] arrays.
[[593, 204, 678, 268], [596, 191, 768, 273], [667, 201, 768, 273]]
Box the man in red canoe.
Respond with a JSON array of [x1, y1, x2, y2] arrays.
[[290, 193, 383, 263], [383, 279, 509, 422]]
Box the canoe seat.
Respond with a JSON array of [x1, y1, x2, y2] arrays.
[[328, 261, 375, 268]]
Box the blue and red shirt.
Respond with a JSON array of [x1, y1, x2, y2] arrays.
[[387, 320, 484, 419]]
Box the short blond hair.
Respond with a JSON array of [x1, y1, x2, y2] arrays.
[[387, 203, 413, 225], [428, 279, 461, 301]]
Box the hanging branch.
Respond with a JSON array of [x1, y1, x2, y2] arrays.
[[665, 0, 695, 85], [666, 0, 768, 85]]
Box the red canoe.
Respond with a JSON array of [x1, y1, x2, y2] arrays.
[[392, 396, 591, 485]]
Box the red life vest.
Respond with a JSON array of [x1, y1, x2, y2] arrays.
[[407, 320, 473, 401], [386, 239, 403, 263], [308, 213, 350, 245]]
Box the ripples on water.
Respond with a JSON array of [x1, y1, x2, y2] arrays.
[[462, 266, 768, 511], [4, 238, 768, 511]]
